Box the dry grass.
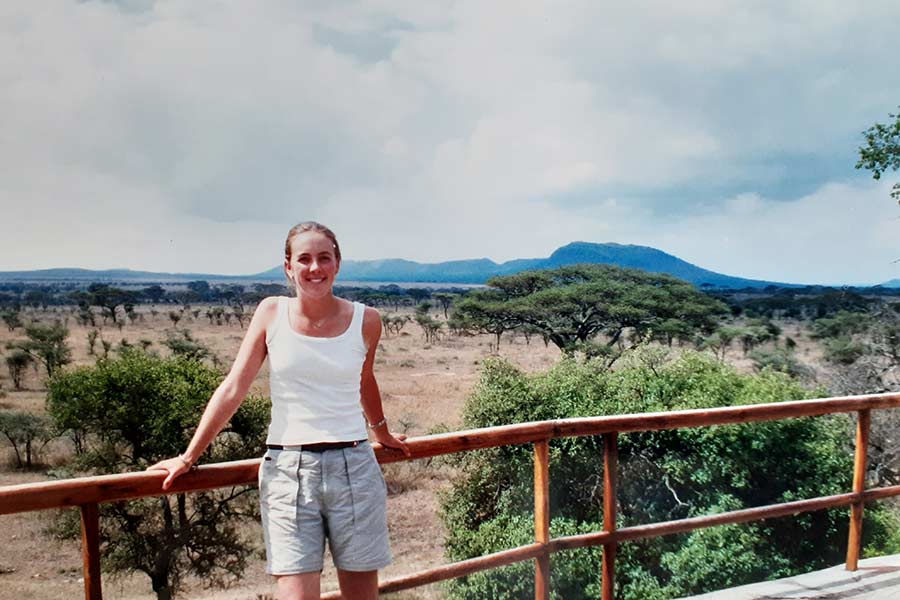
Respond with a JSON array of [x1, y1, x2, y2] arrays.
[[0, 307, 840, 599], [0, 305, 561, 599]]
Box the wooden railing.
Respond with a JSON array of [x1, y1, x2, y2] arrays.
[[3, 392, 900, 599]]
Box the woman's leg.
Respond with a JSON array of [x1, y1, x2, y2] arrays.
[[337, 569, 378, 600], [276, 572, 321, 600]]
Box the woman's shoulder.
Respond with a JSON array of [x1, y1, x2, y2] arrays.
[[361, 305, 382, 342], [253, 296, 283, 327]]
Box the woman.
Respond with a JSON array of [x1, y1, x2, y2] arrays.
[[148, 222, 409, 600]]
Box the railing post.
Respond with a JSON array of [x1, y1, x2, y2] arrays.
[[534, 439, 550, 600], [602, 432, 618, 600], [846, 409, 870, 571], [80, 502, 102, 600]]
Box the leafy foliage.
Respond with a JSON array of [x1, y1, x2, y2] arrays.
[[163, 329, 215, 364], [5, 349, 34, 390], [823, 337, 868, 365], [748, 347, 811, 380], [856, 106, 900, 201], [7, 321, 72, 378], [812, 311, 871, 340], [441, 351, 899, 599], [453, 265, 726, 358], [86, 283, 135, 324], [1, 309, 22, 331], [0, 411, 54, 468], [46, 349, 269, 599]]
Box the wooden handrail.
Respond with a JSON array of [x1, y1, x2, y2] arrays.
[[4, 392, 900, 516], [2, 391, 900, 599]]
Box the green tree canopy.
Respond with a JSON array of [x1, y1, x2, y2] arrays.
[[85, 283, 137, 324], [857, 106, 900, 201], [453, 265, 727, 358], [7, 321, 72, 379], [441, 351, 900, 599], [0, 411, 53, 468], [46, 349, 269, 599]]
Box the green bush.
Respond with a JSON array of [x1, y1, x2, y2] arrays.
[[46, 348, 270, 598], [823, 337, 868, 365], [748, 347, 811, 379], [0, 411, 54, 468], [441, 351, 897, 599]]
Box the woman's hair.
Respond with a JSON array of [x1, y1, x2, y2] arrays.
[[284, 222, 342, 263]]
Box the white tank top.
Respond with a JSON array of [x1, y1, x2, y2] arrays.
[[265, 297, 368, 445]]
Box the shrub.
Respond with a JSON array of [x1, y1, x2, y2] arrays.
[[0, 411, 54, 468], [46, 348, 269, 598], [748, 348, 812, 379], [441, 352, 897, 599], [823, 337, 868, 365]]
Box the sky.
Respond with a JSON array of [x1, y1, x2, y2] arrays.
[[2, 0, 900, 286]]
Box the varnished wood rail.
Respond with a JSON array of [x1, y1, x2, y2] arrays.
[[2, 392, 900, 600]]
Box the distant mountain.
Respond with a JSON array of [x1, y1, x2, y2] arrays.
[[881, 279, 900, 288], [1, 242, 798, 288], [314, 241, 794, 288], [0, 268, 241, 282]]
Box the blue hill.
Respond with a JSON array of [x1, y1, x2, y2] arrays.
[[0, 243, 797, 289], [326, 241, 791, 288]]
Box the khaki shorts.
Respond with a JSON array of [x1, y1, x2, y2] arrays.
[[258, 441, 392, 575]]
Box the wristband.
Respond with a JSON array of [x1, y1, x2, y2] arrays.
[[367, 417, 387, 430], [178, 454, 195, 469]]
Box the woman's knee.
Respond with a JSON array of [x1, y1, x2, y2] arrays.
[[336, 569, 378, 600], [276, 572, 321, 600]]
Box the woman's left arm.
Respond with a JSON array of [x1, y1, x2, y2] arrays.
[[360, 306, 411, 456]]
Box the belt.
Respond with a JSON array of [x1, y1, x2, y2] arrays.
[[266, 440, 363, 453]]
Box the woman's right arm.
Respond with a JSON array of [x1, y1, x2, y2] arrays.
[[147, 296, 278, 490]]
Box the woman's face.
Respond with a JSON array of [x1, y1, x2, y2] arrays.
[[284, 231, 340, 298]]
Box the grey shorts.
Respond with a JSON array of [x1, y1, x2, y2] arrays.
[[258, 441, 392, 575]]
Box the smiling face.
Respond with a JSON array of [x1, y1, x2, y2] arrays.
[[284, 230, 341, 298]]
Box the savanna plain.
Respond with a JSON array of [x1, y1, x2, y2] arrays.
[[0, 302, 564, 599], [0, 295, 881, 599]]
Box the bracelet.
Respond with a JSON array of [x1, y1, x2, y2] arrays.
[[367, 417, 387, 430], [178, 454, 195, 469]]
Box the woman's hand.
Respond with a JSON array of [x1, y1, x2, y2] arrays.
[[373, 429, 412, 457], [146, 455, 193, 491]]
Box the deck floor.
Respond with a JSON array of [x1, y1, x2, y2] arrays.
[[681, 554, 900, 599]]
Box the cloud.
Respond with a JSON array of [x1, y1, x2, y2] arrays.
[[640, 181, 900, 286], [1, 0, 899, 283]]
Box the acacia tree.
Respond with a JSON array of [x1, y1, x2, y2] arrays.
[[8, 321, 72, 378], [47, 349, 269, 600], [452, 289, 517, 351], [6, 349, 34, 390], [432, 293, 458, 319], [857, 106, 900, 201], [142, 285, 167, 304], [0, 411, 53, 468], [87, 284, 134, 325], [453, 265, 727, 360], [1, 309, 22, 331]]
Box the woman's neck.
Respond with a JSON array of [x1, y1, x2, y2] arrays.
[[295, 294, 340, 320]]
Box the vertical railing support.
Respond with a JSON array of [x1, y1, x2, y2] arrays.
[[602, 432, 618, 600], [534, 439, 551, 600], [846, 408, 871, 571], [80, 502, 102, 599]]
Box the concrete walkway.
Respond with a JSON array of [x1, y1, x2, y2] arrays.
[[681, 554, 900, 599]]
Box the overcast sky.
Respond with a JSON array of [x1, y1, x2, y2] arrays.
[[2, 1, 899, 285]]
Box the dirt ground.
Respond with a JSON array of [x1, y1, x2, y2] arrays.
[[0, 304, 836, 599], [0, 304, 563, 599]]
